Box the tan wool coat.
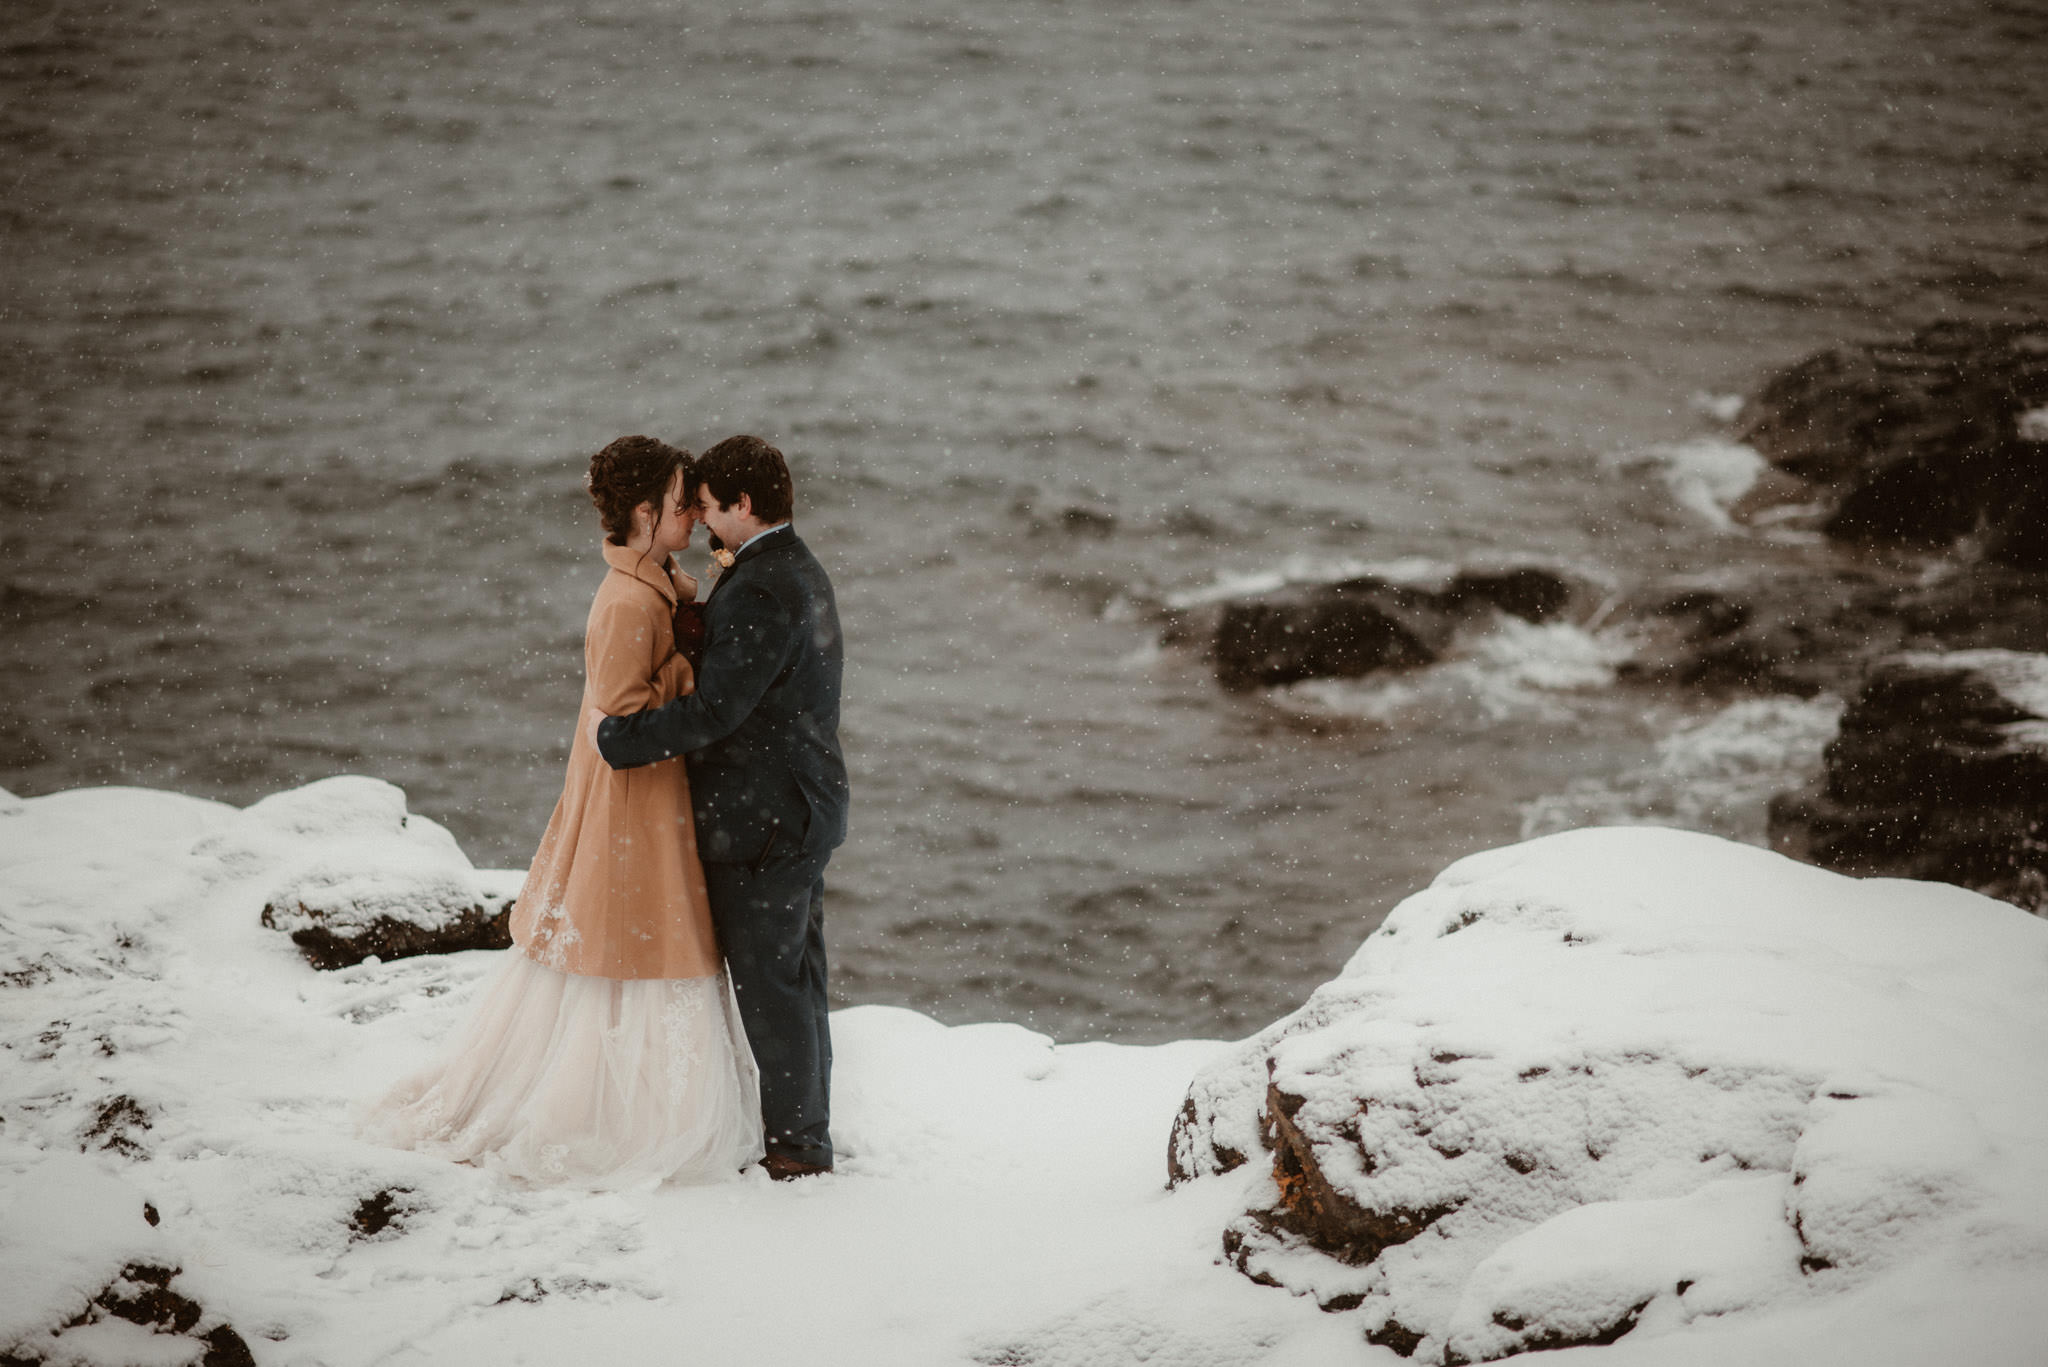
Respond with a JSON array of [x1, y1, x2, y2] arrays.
[[511, 541, 720, 980]]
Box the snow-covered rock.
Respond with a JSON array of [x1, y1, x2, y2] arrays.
[[0, 1153, 164, 1345], [1170, 826, 2048, 1363], [0, 1153, 254, 1365], [196, 776, 517, 969]]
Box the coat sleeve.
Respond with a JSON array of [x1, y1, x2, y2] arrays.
[[595, 579, 792, 770], [585, 596, 669, 717]]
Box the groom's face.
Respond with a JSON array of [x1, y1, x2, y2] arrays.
[[697, 485, 752, 549]]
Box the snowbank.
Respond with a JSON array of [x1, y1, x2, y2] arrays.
[[0, 781, 1342, 1366], [3, 781, 2045, 1364], [214, 776, 518, 968], [1171, 826, 2048, 1363]]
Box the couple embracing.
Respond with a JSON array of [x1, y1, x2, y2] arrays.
[[367, 435, 846, 1186]]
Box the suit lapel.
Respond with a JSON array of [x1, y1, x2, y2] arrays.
[[706, 525, 793, 604]]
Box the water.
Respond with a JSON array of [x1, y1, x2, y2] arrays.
[[3, 0, 2044, 1041]]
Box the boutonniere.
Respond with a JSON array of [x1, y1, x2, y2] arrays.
[[711, 548, 736, 571]]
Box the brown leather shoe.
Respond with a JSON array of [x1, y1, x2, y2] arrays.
[[761, 1151, 833, 1182]]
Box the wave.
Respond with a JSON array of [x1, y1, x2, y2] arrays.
[[1632, 437, 1767, 530], [1264, 617, 1639, 727], [1162, 555, 1486, 611], [1521, 696, 1845, 847], [1621, 436, 1832, 540]]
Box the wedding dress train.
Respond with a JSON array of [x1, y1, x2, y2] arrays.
[[365, 950, 763, 1188]]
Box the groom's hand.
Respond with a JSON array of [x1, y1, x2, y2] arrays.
[[584, 707, 609, 755]]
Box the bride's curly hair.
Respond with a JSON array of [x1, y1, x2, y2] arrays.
[[587, 435, 692, 544]]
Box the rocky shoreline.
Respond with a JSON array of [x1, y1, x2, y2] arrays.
[[1163, 321, 2048, 914]]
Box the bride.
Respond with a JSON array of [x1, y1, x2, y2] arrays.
[[365, 436, 763, 1187]]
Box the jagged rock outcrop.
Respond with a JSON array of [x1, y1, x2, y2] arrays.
[[1175, 565, 1590, 692], [1738, 320, 2048, 565], [1769, 650, 2048, 911], [1169, 827, 2048, 1361]]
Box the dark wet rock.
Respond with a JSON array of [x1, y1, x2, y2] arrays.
[[1192, 565, 1589, 692], [1617, 575, 1879, 698], [1251, 1075, 1457, 1266], [261, 887, 513, 972], [1366, 1317, 1429, 1358], [1769, 650, 2048, 911], [1619, 565, 2048, 699], [1738, 320, 2048, 565], [1443, 1301, 1649, 1365], [91, 1264, 201, 1337], [1212, 581, 1443, 692], [349, 1187, 419, 1241]]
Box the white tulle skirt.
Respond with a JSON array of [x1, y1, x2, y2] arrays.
[[364, 950, 764, 1189]]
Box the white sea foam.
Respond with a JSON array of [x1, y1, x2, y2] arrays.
[[1895, 647, 2048, 719], [1636, 437, 1768, 530], [1273, 617, 1638, 726], [1690, 390, 1747, 423], [1521, 695, 1846, 845], [2018, 406, 2048, 442], [1161, 555, 1435, 610]]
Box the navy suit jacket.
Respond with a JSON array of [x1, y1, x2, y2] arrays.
[[595, 526, 848, 866]]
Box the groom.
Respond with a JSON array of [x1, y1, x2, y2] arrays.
[[585, 434, 847, 1180]]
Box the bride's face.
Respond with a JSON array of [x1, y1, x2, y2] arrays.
[[648, 469, 696, 557]]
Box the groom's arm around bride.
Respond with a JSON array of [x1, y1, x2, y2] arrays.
[[586, 434, 848, 1177]]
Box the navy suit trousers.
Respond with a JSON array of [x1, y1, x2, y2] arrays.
[[704, 847, 834, 1168]]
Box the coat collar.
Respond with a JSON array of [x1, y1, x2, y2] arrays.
[[601, 540, 680, 607]]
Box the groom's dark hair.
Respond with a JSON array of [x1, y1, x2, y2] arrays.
[[699, 435, 794, 524]]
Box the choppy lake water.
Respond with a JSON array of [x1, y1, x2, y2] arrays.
[[4, 0, 2044, 1040]]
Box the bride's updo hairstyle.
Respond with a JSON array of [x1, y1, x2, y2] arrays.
[[587, 435, 690, 544]]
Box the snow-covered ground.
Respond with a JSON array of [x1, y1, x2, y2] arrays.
[[0, 781, 1350, 1365], [4, 780, 2046, 1365]]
